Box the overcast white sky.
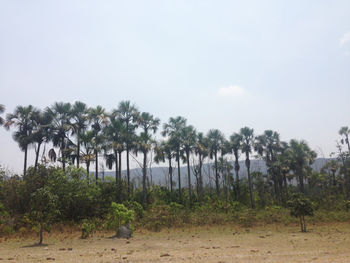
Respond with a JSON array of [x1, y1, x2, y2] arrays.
[[1, 0, 350, 173]]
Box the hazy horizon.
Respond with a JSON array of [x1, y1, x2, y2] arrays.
[[1, 1, 350, 173]]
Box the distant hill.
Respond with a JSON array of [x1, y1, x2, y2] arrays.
[[95, 158, 332, 188]]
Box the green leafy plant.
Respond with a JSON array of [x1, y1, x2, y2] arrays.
[[29, 186, 59, 244], [81, 219, 95, 239], [287, 193, 314, 232], [106, 202, 134, 235]]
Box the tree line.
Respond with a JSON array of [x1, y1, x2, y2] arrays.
[[0, 101, 350, 210]]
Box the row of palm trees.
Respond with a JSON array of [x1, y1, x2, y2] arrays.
[[1, 101, 349, 207]]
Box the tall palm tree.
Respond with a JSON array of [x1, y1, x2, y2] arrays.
[[272, 142, 291, 202], [180, 125, 196, 208], [254, 130, 282, 202], [88, 106, 108, 182], [0, 104, 5, 126], [162, 116, 187, 201], [240, 126, 255, 208], [80, 130, 95, 176], [154, 140, 175, 192], [104, 115, 126, 185], [136, 112, 160, 206], [70, 101, 88, 168], [217, 156, 233, 210], [46, 102, 72, 171], [5, 105, 37, 176], [115, 101, 139, 195], [31, 110, 53, 168], [193, 132, 209, 200], [288, 139, 317, 193], [229, 133, 242, 200], [339, 126, 350, 152], [207, 129, 225, 197]]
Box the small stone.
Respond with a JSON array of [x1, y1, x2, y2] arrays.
[[160, 253, 170, 257]]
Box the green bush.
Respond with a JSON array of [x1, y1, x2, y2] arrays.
[[81, 219, 95, 239], [287, 193, 314, 232], [106, 202, 134, 235], [124, 201, 144, 220]]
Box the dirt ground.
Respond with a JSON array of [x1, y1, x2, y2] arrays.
[[0, 223, 350, 263]]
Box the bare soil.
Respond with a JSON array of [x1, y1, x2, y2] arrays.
[[0, 223, 350, 262]]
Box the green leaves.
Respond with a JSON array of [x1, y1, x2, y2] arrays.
[[287, 193, 314, 218], [106, 202, 134, 234]]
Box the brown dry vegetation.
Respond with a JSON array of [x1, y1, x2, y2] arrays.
[[0, 223, 350, 262]]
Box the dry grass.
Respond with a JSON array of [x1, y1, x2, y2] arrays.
[[1, 223, 350, 262]]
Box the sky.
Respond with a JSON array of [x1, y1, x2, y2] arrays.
[[0, 0, 350, 173]]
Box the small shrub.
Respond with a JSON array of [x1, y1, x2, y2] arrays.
[[81, 219, 95, 239], [287, 193, 314, 232], [106, 202, 134, 235]]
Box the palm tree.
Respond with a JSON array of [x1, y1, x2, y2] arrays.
[[70, 101, 88, 168], [229, 133, 242, 200], [31, 110, 53, 168], [272, 142, 291, 202], [46, 102, 72, 171], [254, 130, 282, 202], [80, 130, 95, 176], [193, 132, 209, 200], [207, 129, 225, 197], [104, 115, 126, 185], [154, 140, 175, 192], [217, 156, 233, 211], [136, 112, 160, 206], [162, 116, 187, 201], [0, 104, 5, 126], [288, 139, 317, 193], [5, 105, 37, 176], [180, 125, 196, 208], [339, 126, 350, 152], [88, 106, 108, 182], [115, 101, 139, 195], [240, 127, 255, 208]]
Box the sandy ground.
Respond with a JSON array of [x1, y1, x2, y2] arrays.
[[0, 223, 350, 263]]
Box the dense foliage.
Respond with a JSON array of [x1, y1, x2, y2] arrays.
[[0, 101, 350, 238]]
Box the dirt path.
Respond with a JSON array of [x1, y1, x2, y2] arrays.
[[0, 223, 350, 262]]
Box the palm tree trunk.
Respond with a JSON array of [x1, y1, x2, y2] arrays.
[[118, 151, 122, 181], [126, 146, 130, 195], [87, 161, 90, 176], [246, 157, 255, 208], [186, 150, 192, 208], [114, 150, 119, 184], [95, 149, 98, 183], [234, 156, 240, 200], [142, 150, 147, 207], [61, 138, 66, 172], [168, 157, 173, 193], [34, 143, 41, 169], [23, 145, 28, 176], [215, 151, 219, 197], [199, 155, 203, 200], [177, 150, 181, 201], [77, 129, 80, 168]]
